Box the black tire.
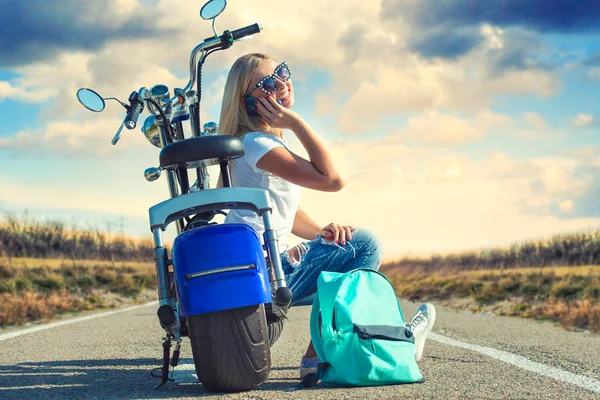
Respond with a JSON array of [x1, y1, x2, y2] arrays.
[[264, 302, 286, 347], [267, 319, 285, 347], [187, 304, 271, 393]]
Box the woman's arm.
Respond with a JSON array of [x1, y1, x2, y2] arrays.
[[255, 97, 345, 192], [292, 206, 322, 240], [291, 207, 357, 244]]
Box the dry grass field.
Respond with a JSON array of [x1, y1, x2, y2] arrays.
[[0, 214, 156, 261], [0, 258, 156, 326], [1, 214, 599, 331], [382, 264, 600, 332]]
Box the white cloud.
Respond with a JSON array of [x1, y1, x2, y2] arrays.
[[361, 110, 512, 148], [2, 122, 599, 257], [289, 139, 600, 255], [398, 111, 482, 146], [315, 94, 336, 116], [336, 59, 557, 134], [0, 177, 149, 220], [589, 67, 600, 80], [484, 151, 595, 198], [573, 113, 595, 127], [559, 199, 574, 213], [524, 112, 548, 131], [0, 117, 150, 156], [294, 168, 599, 256], [0, 52, 94, 109], [485, 150, 537, 180], [474, 110, 514, 129], [2, 0, 561, 137], [480, 24, 504, 50], [0, 144, 169, 223], [0, 79, 57, 103], [331, 11, 559, 134], [536, 160, 594, 198], [561, 145, 599, 160], [0, 81, 17, 98], [1, 0, 597, 258]]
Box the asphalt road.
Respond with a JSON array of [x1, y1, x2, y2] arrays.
[[0, 301, 598, 399]]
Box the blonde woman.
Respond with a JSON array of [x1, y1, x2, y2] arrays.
[[219, 53, 436, 377]]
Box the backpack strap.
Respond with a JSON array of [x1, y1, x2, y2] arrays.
[[309, 272, 345, 360], [284, 274, 342, 392], [309, 295, 327, 362]]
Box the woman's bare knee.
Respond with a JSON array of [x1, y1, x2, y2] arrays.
[[288, 243, 308, 266], [288, 246, 300, 264]]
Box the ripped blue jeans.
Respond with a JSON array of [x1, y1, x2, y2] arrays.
[[280, 228, 383, 307]]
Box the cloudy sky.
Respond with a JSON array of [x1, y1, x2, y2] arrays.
[[1, 0, 600, 260]]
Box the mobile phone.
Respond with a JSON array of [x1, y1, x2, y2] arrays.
[[244, 97, 282, 117]]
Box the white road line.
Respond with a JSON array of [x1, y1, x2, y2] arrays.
[[429, 332, 600, 394], [0, 384, 87, 391], [2, 303, 598, 395], [0, 301, 158, 342]]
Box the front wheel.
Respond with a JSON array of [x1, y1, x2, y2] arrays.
[[187, 304, 270, 393], [265, 302, 285, 347]]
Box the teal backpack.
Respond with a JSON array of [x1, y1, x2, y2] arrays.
[[289, 268, 424, 390]]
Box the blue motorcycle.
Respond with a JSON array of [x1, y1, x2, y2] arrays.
[[75, 0, 291, 392]]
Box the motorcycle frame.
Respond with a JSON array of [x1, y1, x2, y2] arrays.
[[144, 40, 290, 342], [75, 4, 287, 388]]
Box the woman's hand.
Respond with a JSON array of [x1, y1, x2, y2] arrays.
[[319, 223, 357, 245], [255, 96, 300, 130]]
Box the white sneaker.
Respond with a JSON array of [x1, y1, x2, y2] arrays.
[[407, 302, 436, 362], [300, 356, 320, 378]]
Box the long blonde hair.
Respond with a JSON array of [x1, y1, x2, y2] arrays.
[[216, 53, 276, 187], [218, 53, 277, 139]]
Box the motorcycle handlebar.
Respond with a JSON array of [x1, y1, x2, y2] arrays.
[[124, 101, 144, 129], [231, 23, 262, 40], [124, 92, 144, 130], [181, 22, 262, 95], [111, 122, 125, 145], [101, 22, 262, 145], [112, 92, 143, 145]]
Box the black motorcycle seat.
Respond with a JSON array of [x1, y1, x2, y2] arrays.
[[159, 135, 244, 168]]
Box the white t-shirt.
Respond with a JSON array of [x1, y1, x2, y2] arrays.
[[224, 132, 302, 252]]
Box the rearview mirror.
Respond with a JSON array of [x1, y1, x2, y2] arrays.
[[200, 0, 227, 20], [76, 88, 105, 112]]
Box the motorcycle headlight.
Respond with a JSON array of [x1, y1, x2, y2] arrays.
[[142, 115, 162, 148]]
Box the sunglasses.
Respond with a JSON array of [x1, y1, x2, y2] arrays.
[[243, 62, 291, 97]]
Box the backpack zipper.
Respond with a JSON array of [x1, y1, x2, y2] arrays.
[[355, 331, 377, 353], [353, 324, 415, 344]]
